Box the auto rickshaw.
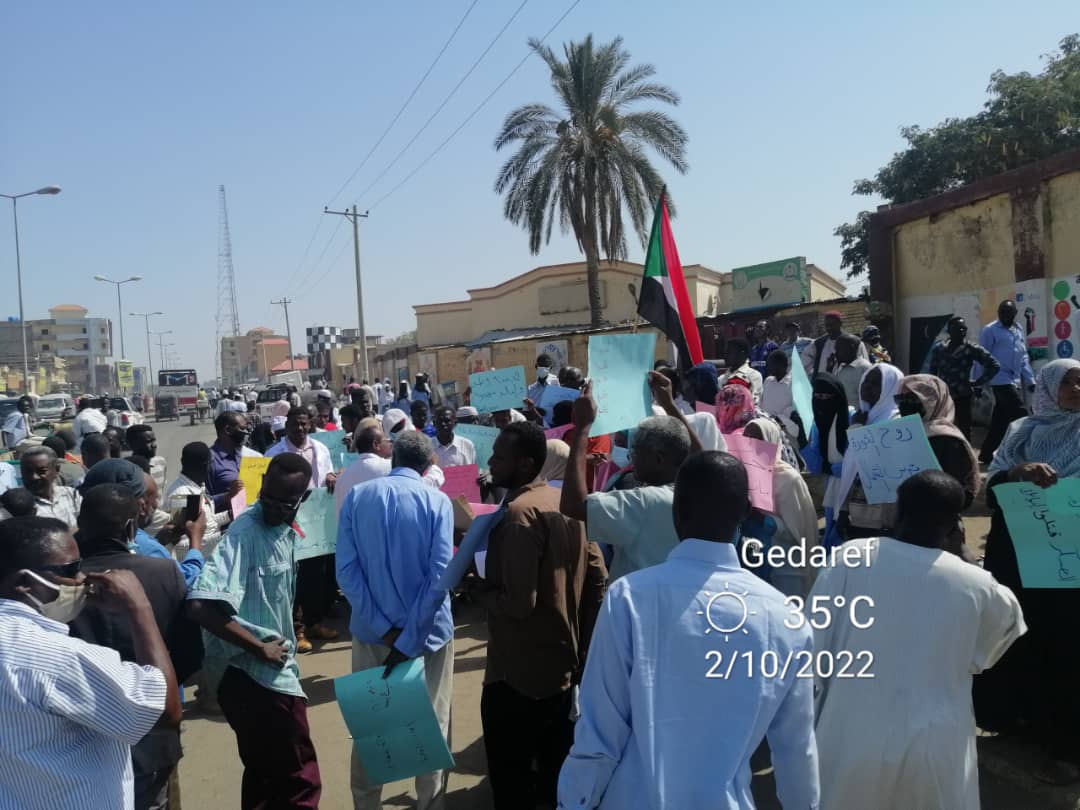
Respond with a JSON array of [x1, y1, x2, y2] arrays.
[[154, 392, 179, 421]]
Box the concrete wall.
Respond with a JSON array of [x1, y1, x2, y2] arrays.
[[884, 168, 1080, 372]]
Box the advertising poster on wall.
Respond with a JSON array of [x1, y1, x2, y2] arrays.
[[1015, 278, 1049, 369], [1049, 275, 1080, 362], [535, 340, 568, 373], [730, 257, 808, 312], [465, 347, 492, 375]]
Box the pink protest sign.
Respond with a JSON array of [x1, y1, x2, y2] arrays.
[[469, 503, 499, 516], [544, 424, 573, 441], [440, 464, 481, 503], [723, 432, 776, 512]]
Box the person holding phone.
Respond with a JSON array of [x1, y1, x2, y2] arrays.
[[164, 442, 228, 559]]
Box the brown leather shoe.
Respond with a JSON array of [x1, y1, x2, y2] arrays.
[[295, 629, 313, 654]]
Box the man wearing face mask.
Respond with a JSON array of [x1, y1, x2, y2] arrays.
[[929, 316, 1000, 440], [207, 411, 261, 514], [187, 453, 323, 809], [0, 515, 181, 810], [69, 485, 203, 810], [527, 353, 560, 405]]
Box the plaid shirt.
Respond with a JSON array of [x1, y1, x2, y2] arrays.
[[928, 340, 1000, 396], [187, 503, 304, 697]]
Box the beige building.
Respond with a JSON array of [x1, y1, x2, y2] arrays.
[[220, 328, 290, 385], [414, 260, 845, 348], [868, 146, 1080, 372]]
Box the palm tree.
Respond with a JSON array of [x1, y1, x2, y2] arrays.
[[495, 35, 688, 327]]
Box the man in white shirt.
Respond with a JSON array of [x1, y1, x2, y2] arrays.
[[0, 515, 181, 810], [2, 396, 34, 450], [334, 419, 393, 512], [720, 338, 763, 405], [72, 398, 108, 452], [527, 353, 560, 405], [164, 441, 228, 557], [265, 408, 336, 491], [760, 349, 798, 440], [833, 334, 873, 409], [801, 310, 870, 377], [812, 470, 1025, 810], [19, 446, 81, 529], [432, 405, 476, 468]]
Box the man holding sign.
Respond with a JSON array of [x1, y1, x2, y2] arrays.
[[336, 431, 455, 810]]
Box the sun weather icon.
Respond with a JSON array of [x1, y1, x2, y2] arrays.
[[697, 584, 757, 643]]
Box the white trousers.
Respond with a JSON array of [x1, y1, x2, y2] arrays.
[[350, 638, 454, 810]]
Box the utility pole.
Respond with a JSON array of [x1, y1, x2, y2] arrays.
[[271, 298, 296, 372], [324, 205, 370, 383]]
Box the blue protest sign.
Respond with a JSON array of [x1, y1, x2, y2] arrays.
[[335, 658, 454, 785], [295, 487, 338, 561], [311, 429, 348, 471], [993, 480, 1080, 588], [843, 414, 941, 504], [469, 366, 528, 414], [537, 385, 580, 427], [588, 332, 657, 436], [790, 343, 813, 434], [454, 424, 499, 472]]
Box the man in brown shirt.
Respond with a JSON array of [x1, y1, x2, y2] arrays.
[[466, 421, 606, 810]]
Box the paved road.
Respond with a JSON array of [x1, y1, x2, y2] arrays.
[[148, 412, 217, 468]]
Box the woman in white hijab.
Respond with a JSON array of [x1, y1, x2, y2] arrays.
[[835, 362, 905, 541], [744, 417, 820, 598]]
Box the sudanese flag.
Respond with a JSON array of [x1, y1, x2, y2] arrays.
[[636, 191, 704, 369]]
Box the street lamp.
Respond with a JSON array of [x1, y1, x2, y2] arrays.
[[0, 186, 61, 393], [93, 275, 142, 368], [131, 311, 162, 395], [151, 330, 172, 370]]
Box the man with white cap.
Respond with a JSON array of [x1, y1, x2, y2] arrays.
[[455, 406, 480, 425]]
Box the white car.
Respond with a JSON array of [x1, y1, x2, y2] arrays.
[[36, 393, 75, 423], [84, 396, 144, 429]]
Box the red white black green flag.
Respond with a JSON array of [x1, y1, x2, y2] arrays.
[[637, 192, 704, 368]]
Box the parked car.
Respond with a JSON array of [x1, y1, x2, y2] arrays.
[[36, 393, 75, 423], [83, 396, 144, 429]]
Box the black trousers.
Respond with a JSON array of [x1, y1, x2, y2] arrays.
[[295, 554, 336, 628], [953, 392, 973, 440], [980, 384, 1027, 462], [481, 681, 575, 810]]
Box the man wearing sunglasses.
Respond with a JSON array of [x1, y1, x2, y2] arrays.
[[187, 453, 322, 809], [0, 515, 181, 810]]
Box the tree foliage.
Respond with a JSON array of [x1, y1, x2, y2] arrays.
[[836, 34, 1080, 278], [494, 35, 688, 326]]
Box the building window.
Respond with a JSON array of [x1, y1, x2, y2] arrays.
[[41, 328, 49, 335], [41, 344, 50, 350]]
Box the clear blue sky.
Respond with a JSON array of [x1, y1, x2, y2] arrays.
[[3, 1, 1076, 381]]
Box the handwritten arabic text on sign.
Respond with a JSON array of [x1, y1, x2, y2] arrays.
[[469, 366, 528, 413], [239, 457, 271, 505], [335, 658, 454, 784], [993, 480, 1080, 589], [454, 424, 499, 473], [844, 414, 940, 504], [588, 333, 657, 436]]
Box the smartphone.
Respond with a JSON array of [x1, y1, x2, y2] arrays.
[[184, 494, 201, 523]]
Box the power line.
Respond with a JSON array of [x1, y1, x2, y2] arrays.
[[325, 0, 481, 208], [370, 0, 582, 211], [281, 0, 480, 295], [294, 228, 354, 299], [353, 0, 530, 204]]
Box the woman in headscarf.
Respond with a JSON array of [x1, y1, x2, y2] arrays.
[[537, 439, 570, 484], [835, 363, 905, 543], [717, 380, 803, 469], [974, 359, 1080, 782], [743, 417, 820, 598], [896, 375, 980, 508], [394, 381, 411, 412], [800, 373, 850, 548]]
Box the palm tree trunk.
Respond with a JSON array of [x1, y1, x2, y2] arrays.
[[582, 169, 604, 328]]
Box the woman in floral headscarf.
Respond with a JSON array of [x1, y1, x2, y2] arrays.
[[715, 381, 802, 468], [975, 359, 1080, 783]]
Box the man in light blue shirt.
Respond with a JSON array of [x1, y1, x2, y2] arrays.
[[561, 374, 699, 581], [336, 430, 455, 810], [527, 352, 560, 405], [977, 299, 1036, 463], [558, 451, 819, 810], [1, 395, 33, 450]]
